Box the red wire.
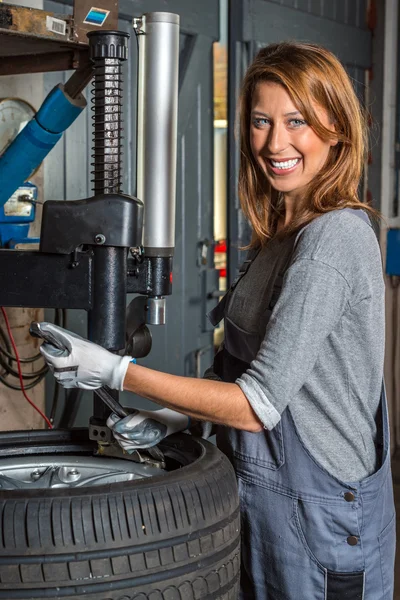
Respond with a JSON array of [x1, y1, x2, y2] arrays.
[[0, 308, 53, 429]]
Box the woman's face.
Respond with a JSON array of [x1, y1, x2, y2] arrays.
[[250, 81, 337, 202]]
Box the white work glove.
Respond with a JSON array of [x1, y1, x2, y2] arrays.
[[107, 408, 190, 451], [38, 322, 132, 391]]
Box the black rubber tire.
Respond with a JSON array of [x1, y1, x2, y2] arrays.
[[0, 430, 240, 600]]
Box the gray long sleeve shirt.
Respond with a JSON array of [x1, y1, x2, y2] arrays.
[[234, 209, 384, 482]]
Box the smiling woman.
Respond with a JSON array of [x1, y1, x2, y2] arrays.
[[239, 42, 374, 244], [250, 81, 338, 222]]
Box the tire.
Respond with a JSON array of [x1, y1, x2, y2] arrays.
[[0, 430, 240, 600]]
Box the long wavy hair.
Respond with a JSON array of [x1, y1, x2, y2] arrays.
[[238, 41, 377, 246]]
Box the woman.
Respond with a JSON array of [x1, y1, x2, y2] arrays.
[[39, 42, 395, 599]]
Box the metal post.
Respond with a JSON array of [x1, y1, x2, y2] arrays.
[[89, 246, 127, 352]]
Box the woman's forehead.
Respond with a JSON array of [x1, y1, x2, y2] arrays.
[[250, 80, 329, 122], [251, 81, 295, 107]]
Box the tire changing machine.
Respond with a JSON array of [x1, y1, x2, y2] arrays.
[[0, 13, 180, 464]]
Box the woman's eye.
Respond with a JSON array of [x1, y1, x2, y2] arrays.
[[252, 118, 270, 128], [288, 118, 307, 128]]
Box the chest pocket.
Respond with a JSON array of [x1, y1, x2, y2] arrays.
[[227, 238, 295, 340], [224, 316, 262, 365], [225, 255, 288, 364]]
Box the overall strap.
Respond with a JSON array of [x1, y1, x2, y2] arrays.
[[208, 247, 261, 327]]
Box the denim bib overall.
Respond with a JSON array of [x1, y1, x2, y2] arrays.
[[209, 210, 396, 599]]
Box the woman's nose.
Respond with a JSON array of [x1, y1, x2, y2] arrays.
[[266, 124, 289, 154]]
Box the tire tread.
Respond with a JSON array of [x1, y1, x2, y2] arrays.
[[0, 435, 240, 599]]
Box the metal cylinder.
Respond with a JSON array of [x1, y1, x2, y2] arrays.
[[135, 13, 179, 256], [146, 297, 166, 325]]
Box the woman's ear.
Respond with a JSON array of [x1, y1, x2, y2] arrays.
[[328, 118, 338, 147], [329, 134, 339, 147]]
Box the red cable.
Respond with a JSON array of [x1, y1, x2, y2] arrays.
[[0, 308, 53, 429]]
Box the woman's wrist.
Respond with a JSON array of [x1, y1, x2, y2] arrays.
[[119, 356, 136, 391]]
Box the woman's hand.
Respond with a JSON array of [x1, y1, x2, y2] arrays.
[[106, 407, 190, 451], [38, 322, 132, 391]]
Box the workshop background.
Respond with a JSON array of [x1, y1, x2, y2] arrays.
[[0, 0, 399, 590]]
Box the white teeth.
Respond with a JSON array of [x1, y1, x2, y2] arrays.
[[270, 158, 300, 169]]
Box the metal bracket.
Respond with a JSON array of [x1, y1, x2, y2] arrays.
[[132, 17, 145, 35], [96, 440, 165, 469], [89, 422, 113, 443], [198, 238, 211, 268]]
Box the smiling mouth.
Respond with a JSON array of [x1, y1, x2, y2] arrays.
[[267, 157, 301, 174]]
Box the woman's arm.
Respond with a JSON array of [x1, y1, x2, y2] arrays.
[[37, 322, 263, 433], [123, 363, 263, 432]]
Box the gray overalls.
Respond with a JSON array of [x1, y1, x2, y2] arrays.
[[209, 210, 395, 599]]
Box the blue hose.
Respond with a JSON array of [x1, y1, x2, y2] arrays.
[[0, 84, 86, 208]]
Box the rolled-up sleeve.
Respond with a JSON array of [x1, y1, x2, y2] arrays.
[[236, 258, 350, 429]]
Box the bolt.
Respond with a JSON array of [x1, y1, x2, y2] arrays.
[[94, 234, 106, 245], [130, 246, 143, 257], [65, 468, 81, 481]]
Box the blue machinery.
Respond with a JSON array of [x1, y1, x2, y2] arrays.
[[0, 80, 87, 247]]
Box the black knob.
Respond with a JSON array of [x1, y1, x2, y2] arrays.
[[87, 30, 129, 61]]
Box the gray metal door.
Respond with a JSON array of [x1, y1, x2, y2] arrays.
[[44, 0, 219, 418], [227, 0, 372, 281]]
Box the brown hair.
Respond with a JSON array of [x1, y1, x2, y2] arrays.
[[238, 41, 377, 246]]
